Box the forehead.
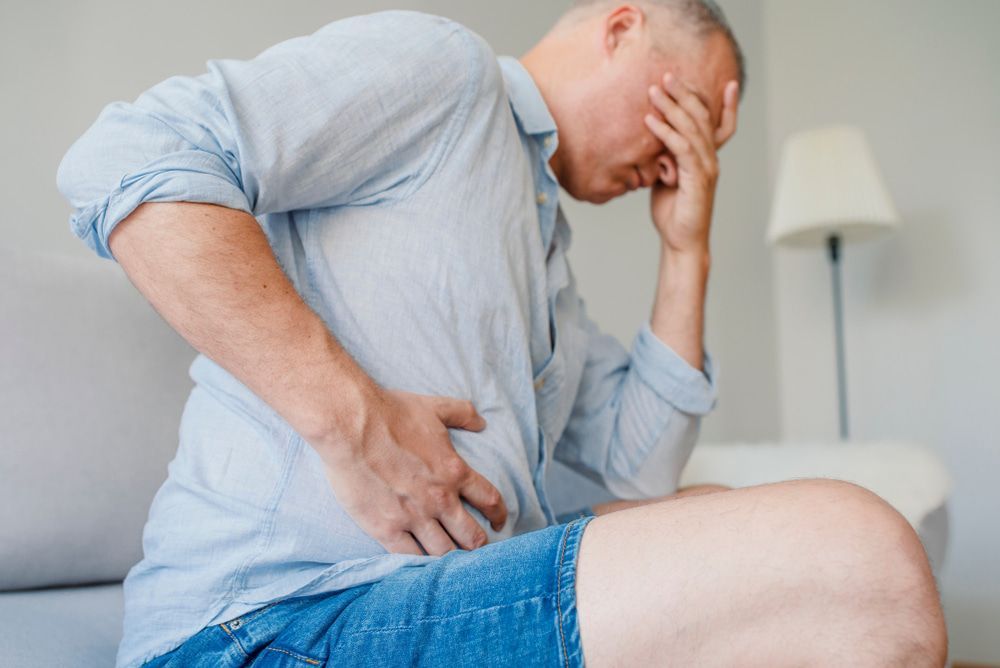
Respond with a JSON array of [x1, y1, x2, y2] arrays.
[[649, 32, 738, 127]]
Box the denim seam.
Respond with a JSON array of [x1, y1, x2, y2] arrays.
[[226, 600, 280, 627], [555, 518, 575, 667], [556, 508, 593, 524], [264, 646, 322, 665], [219, 623, 249, 659], [340, 593, 557, 635]]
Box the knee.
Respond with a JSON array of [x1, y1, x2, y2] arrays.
[[797, 478, 933, 582], [786, 479, 948, 663]]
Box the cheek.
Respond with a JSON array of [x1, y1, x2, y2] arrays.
[[638, 131, 660, 160]]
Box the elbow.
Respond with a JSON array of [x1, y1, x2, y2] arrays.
[[55, 139, 86, 205], [55, 137, 113, 258], [603, 411, 702, 500], [55, 105, 122, 207]]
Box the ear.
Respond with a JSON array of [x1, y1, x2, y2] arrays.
[[602, 4, 646, 57], [656, 153, 678, 188]]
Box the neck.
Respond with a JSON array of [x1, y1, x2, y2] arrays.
[[519, 33, 581, 186]]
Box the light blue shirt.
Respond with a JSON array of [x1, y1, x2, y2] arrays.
[[57, 11, 716, 668]]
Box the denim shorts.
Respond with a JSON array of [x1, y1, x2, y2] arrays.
[[144, 514, 596, 667]]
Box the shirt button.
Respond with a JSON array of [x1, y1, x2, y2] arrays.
[[534, 376, 546, 390], [536, 192, 548, 205], [543, 135, 553, 149]]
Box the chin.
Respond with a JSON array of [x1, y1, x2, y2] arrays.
[[588, 191, 620, 205], [593, 182, 630, 204], [563, 178, 627, 205]]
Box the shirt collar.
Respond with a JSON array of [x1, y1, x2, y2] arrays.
[[497, 56, 558, 151]]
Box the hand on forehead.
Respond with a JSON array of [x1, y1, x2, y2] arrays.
[[659, 71, 739, 148], [676, 73, 740, 148], [643, 68, 740, 189]]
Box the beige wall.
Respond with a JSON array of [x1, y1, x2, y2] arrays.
[[762, 0, 1000, 661]]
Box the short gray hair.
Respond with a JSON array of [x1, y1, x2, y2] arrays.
[[563, 0, 746, 100]]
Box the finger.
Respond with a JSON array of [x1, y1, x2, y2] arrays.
[[379, 530, 425, 556], [434, 398, 486, 431], [648, 84, 713, 172], [644, 110, 704, 179], [460, 470, 508, 531], [438, 504, 489, 551], [411, 520, 459, 556], [658, 77, 717, 171], [661, 72, 714, 143], [714, 80, 739, 148], [644, 113, 711, 184]]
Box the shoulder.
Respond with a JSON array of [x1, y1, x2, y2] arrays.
[[315, 11, 495, 62], [313, 11, 505, 104]]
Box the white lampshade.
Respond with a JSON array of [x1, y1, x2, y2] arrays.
[[768, 125, 901, 247]]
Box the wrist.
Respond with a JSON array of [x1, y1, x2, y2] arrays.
[[661, 244, 711, 281], [291, 347, 384, 453], [651, 246, 709, 371]]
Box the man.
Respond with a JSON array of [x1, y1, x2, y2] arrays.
[[58, 1, 946, 666]]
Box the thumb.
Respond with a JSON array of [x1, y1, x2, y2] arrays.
[[434, 398, 487, 432]]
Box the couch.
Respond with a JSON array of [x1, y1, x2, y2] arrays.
[[0, 248, 950, 666]]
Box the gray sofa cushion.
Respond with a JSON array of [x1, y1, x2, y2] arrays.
[[0, 583, 123, 667], [0, 247, 610, 592], [0, 248, 195, 590]]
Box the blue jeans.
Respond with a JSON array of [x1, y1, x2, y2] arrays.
[[144, 514, 596, 667]]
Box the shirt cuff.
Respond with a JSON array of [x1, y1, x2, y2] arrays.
[[628, 320, 718, 415], [70, 152, 251, 260]]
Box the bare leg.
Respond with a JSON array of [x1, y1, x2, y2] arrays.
[[575, 478, 947, 667], [592, 483, 730, 516]]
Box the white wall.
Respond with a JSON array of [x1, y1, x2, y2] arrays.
[[12, 0, 995, 659], [0, 0, 779, 444], [0, 0, 566, 255], [762, 0, 1000, 661], [566, 0, 780, 443]]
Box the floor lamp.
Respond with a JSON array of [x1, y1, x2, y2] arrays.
[[767, 125, 901, 441]]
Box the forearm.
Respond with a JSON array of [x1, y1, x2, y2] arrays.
[[108, 201, 379, 451], [649, 245, 710, 371], [555, 278, 716, 499]]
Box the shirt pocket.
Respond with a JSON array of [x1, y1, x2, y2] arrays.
[[532, 247, 580, 451]]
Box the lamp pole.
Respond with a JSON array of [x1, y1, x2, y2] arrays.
[[827, 234, 849, 440]]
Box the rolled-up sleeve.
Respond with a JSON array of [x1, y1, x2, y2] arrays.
[[57, 96, 251, 259], [554, 303, 718, 500], [56, 12, 483, 259]]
